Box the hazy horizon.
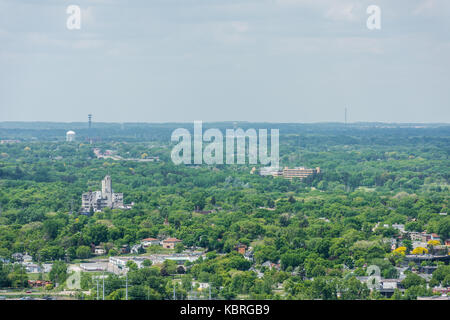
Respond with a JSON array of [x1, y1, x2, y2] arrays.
[[1, 0, 450, 123]]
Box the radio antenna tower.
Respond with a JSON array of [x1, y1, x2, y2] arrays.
[[88, 114, 92, 129], [345, 108, 347, 125]]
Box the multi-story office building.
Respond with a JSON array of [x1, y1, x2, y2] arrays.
[[282, 166, 320, 180], [260, 166, 320, 180], [81, 175, 124, 213]]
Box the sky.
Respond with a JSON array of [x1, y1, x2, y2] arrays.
[[0, 0, 449, 123]]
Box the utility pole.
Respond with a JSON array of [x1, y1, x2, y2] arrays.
[[209, 284, 211, 300], [102, 272, 105, 300], [125, 273, 128, 300], [96, 279, 99, 300]]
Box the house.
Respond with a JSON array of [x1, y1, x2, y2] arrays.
[[261, 261, 280, 270], [24, 263, 41, 273], [431, 233, 441, 241], [22, 254, 33, 263], [410, 232, 430, 242], [236, 244, 247, 255], [409, 232, 422, 242], [141, 238, 160, 247], [422, 232, 432, 242], [120, 245, 130, 254], [94, 246, 106, 255], [380, 279, 401, 290], [244, 249, 254, 262], [42, 264, 53, 273], [162, 238, 182, 249], [12, 253, 23, 262]]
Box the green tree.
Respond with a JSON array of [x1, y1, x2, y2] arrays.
[[49, 261, 68, 285]]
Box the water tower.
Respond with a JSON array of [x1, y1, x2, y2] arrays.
[[66, 130, 76, 142]]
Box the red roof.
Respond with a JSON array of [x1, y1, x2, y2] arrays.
[[142, 238, 158, 241], [163, 238, 181, 242]]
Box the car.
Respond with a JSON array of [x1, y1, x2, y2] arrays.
[[26, 290, 32, 293]]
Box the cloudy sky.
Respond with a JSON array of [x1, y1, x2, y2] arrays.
[[0, 0, 449, 123]]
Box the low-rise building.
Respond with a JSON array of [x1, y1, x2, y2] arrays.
[[282, 166, 320, 180], [380, 279, 401, 290], [410, 232, 429, 242], [259, 167, 282, 177], [260, 166, 320, 180], [12, 253, 23, 262], [236, 244, 247, 255], [24, 263, 41, 273], [42, 264, 53, 273], [120, 245, 130, 254], [94, 246, 106, 255], [162, 238, 182, 249], [392, 224, 405, 233], [141, 238, 160, 247], [80, 263, 106, 272], [431, 233, 441, 241]]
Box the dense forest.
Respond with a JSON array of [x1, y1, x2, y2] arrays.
[[0, 122, 449, 300]]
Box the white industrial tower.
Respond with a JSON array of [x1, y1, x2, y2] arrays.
[[66, 130, 76, 142]]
